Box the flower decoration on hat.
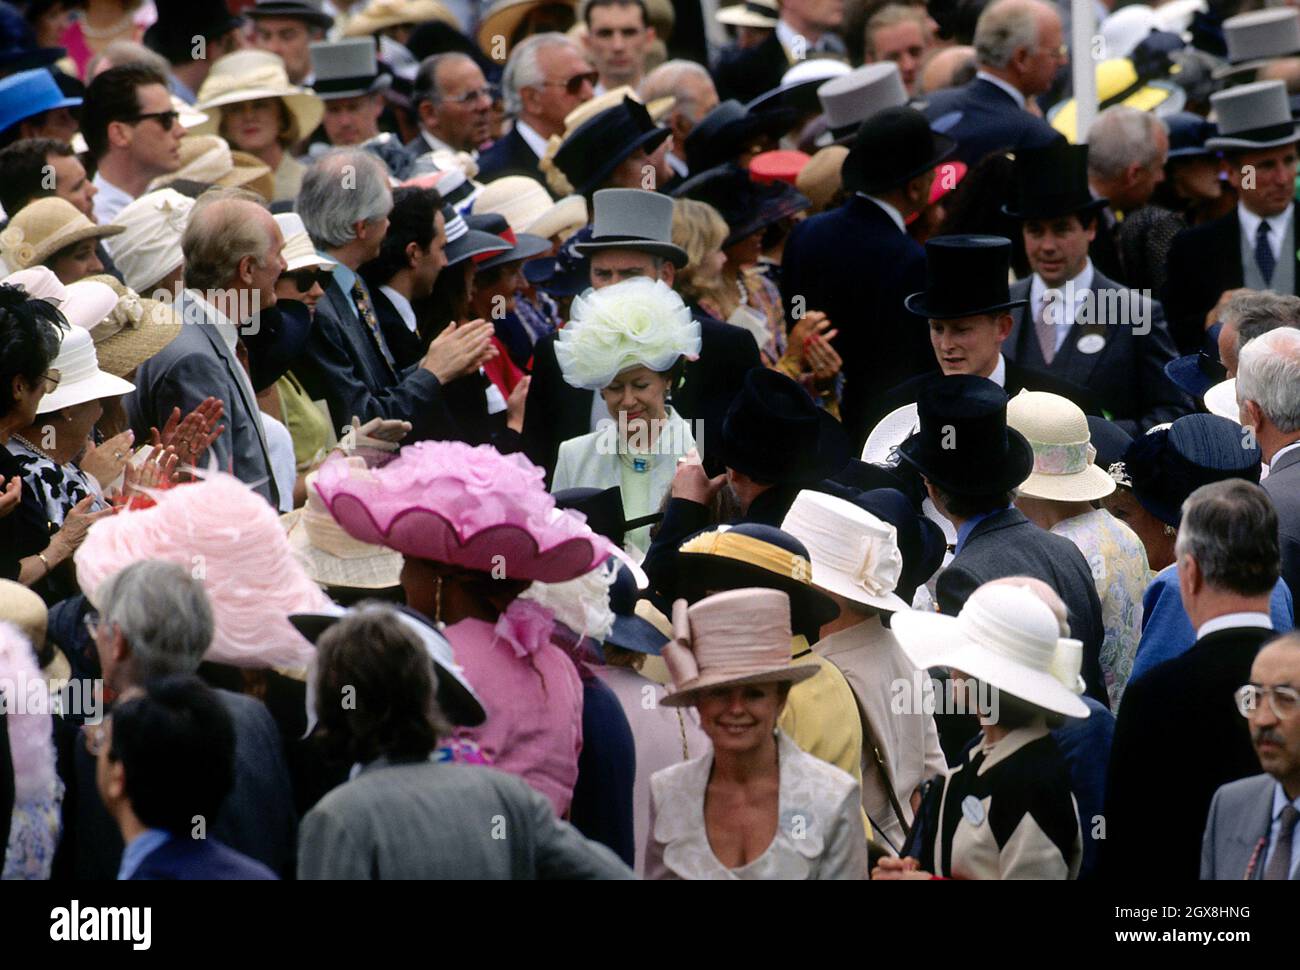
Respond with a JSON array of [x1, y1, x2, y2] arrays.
[[0, 226, 35, 269], [850, 522, 903, 597], [555, 278, 701, 390]]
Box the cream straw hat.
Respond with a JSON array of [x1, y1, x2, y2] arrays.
[[1006, 389, 1116, 502]]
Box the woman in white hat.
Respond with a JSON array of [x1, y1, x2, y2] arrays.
[[1007, 390, 1149, 709], [646, 587, 868, 879], [194, 49, 325, 202], [550, 277, 701, 555], [875, 582, 1090, 880]]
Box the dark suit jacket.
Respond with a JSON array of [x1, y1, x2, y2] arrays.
[[1263, 447, 1300, 605], [1162, 206, 1300, 354], [477, 126, 544, 186], [921, 77, 1063, 167], [521, 309, 760, 479], [1005, 272, 1193, 436], [130, 836, 278, 880], [1105, 625, 1272, 880], [1089, 213, 1127, 286], [712, 31, 790, 104], [369, 282, 427, 371], [781, 195, 935, 448]]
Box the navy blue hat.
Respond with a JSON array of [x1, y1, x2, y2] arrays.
[[720, 368, 851, 486], [1164, 111, 1217, 158], [242, 298, 312, 393], [682, 99, 796, 174], [672, 164, 810, 248], [523, 225, 592, 297], [0, 4, 62, 71], [1123, 413, 1261, 526], [1164, 322, 1226, 399], [1086, 415, 1133, 480], [467, 212, 551, 271], [553, 97, 669, 198], [852, 487, 946, 604], [604, 565, 667, 655]]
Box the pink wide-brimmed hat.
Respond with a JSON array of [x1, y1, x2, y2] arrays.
[[74, 473, 331, 671], [312, 441, 615, 583]]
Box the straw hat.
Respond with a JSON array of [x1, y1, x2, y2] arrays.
[[275, 212, 337, 272], [796, 144, 848, 212], [478, 0, 577, 63], [193, 48, 324, 144], [148, 135, 274, 195], [77, 275, 183, 379], [1006, 390, 1116, 503], [890, 583, 1090, 718], [35, 326, 135, 414], [343, 0, 461, 35], [780, 489, 910, 613], [659, 588, 817, 707], [283, 459, 404, 590], [716, 0, 777, 30], [0, 579, 47, 647], [527, 194, 587, 241], [109, 189, 195, 295], [0, 198, 124, 270], [474, 175, 553, 235]]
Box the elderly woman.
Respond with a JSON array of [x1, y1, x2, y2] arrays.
[[294, 605, 631, 879], [549, 278, 701, 554], [878, 582, 1090, 879], [313, 439, 617, 816], [1, 197, 124, 285], [195, 49, 324, 203], [647, 587, 868, 879]]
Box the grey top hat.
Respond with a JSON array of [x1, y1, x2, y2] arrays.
[[309, 37, 392, 100], [1205, 79, 1300, 150], [817, 63, 908, 143], [1214, 9, 1300, 79], [572, 189, 688, 267]]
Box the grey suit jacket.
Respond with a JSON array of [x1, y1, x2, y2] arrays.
[[123, 290, 278, 505], [1005, 272, 1192, 436], [1264, 448, 1300, 602], [297, 759, 634, 879], [1201, 773, 1291, 880]]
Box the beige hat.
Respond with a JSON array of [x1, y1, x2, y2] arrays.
[[343, 0, 461, 35], [796, 144, 848, 212], [716, 0, 778, 29], [660, 587, 817, 707], [474, 175, 553, 234], [0, 579, 47, 646], [1006, 389, 1117, 502], [148, 135, 274, 194], [0, 198, 124, 270], [274, 212, 338, 272], [478, 0, 578, 64], [1204, 378, 1240, 423], [194, 49, 324, 146], [283, 460, 404, 590], [527, 194, 586, 241], [78, 274, 183, 378], [110, 189, 196, 295]]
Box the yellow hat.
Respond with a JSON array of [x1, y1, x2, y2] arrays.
[[1048, 59, 1186, 143]]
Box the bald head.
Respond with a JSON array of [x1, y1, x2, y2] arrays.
[[920, 44, 976, 94], [183, 191, 285, 316]]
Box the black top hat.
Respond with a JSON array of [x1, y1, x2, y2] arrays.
[[604, 565, 668, 655], [1123, 413, 1261, 526], [904, 234, 1028, 320], [1164, 322, 1227, 399], [852, 487, 946, 604], [0, 5, 62, 71], [683, 99, 796, 173], [1002, 142, 1109, 221], [671, 164, 810, 248], [246, 1, 336, 31], [896, 374, 1034, 495], [242, 299, 312, 393], [720, 368, 851, 486], [841, 105, 956, 195], [553, 97, 670, 198], [144, 7, 245, 62]]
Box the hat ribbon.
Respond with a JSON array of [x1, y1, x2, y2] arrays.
[[1029, 439, 1094, 476], [662, 598, 701, 688], [679, 529, 813, 585], [90, 290, 146, 343]]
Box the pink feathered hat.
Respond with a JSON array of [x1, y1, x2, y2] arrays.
[[312, 441, 615, 583], [74, 474, 330, 671]]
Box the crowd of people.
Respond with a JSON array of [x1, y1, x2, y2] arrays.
[[0, 0, 1298, 882]]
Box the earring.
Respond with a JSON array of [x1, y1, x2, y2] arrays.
[[433, 575, 445, 630]]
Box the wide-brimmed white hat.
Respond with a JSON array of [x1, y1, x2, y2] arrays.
[[1, 268, 119, 334], [781, 489, 909, 612], [110, 189, 195, 295], [861, 401, 959, 548], [194, 49, 324, 144], [1204, 377, 1240, 422], [283, 460, 402, 589], [274, 212, 337, 272], [474, 175, 553, 235], [1006, 389, 1116, 502], [890, 583, 1090, 718], [36, 325, 135, 414], [717, 0, 777, 29]]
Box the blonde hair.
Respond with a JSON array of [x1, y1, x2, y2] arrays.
[[671, 198, 730, 308]]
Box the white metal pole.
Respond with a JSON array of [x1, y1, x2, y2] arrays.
[[1071, 0, 1098, 143]]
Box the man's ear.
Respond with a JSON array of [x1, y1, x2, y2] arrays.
[[238, 254, 257, 285], [405, 240, 421, 270], [106, 118, 132, 150], [1242, 398, 1264, 432], [995, 312, 1014, 342], [104, 757, 127, 804], [660, 261, 675, 286], [646, 26, 657, 44], [418, 99, 438, 131]]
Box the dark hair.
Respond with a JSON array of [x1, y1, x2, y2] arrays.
[[0, 138, 74, 214], [313, 606, 450, 765], [360, 186, 440, 287], [108, 674, 236, 837], [932, 485, 1016, 520], [0, 284, 67, 419], [938, 150, 1029, 277], [583, 0, 648, 28], [412, 51, 476, 110], [81, 63, 169, 160], [1176, 479, 1280, 596]]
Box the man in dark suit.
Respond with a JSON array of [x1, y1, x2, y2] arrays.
[[522, 188, 759, 478], [1108, 479, 1280, 880], [1163, 80, 1300, 354], [920, 0, 1065, 166], [1003, 142, 1192, 436], [406, 51, 493, 159], [1202, 634, 1300, 880], [712, 0, 846, 103], [782, 106, 957, 448]]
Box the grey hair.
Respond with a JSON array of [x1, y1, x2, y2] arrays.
[[503, 33, 580, 116], [297, 149, 393, 249], [640, 60, 715, 123], [182, 189, 274, 291], [413, 51, 476, 110], [1234, 292, 1300, 346], [973, 0, 1044, 69], [1174, 480, 1279, 596], [97, 560, 215, 682], [1086, 107, 1167, 180], [1237, 326, 1300, 433], [86, 39, 170, 80]]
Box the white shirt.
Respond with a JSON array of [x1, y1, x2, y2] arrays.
[[1030, 258, 1095, 352], [1238, 201, 1293, 269], [514, 119, 548, 160], [975, 70, 1027, 110], [1271, 440, 1300, 471], [1196, 612, 1273, 641], [419, 128, 479, 161], [859, 194, 906, 234], [92, 173, 134, 226], [379, 285, 417, 333], [987, 353, 1007, 388]]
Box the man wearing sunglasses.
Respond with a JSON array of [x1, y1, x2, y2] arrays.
[[480, 33, 595, 186], [81, 65, 184, 225], [410, 52, 496, 159]]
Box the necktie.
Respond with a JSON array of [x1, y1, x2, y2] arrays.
[[351, 278, 396, 370], [1256, 221, 1276, 285], [1035, 296, 1057, 365], [1264, 803, 1298, 880]]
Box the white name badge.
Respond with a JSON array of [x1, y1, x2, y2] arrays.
[[961, 794, 986, 827], [1077, 333, 1106, 355]]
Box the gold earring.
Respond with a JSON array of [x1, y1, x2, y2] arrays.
[[433, 575, 444, 630]]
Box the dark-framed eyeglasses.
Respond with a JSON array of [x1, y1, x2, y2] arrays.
[[128, 110, 180, 130], [1235, 683, 1300, 719], [40, 370, 60, 392], [280, 268, 333, 293], [539, 71, 599, 96]]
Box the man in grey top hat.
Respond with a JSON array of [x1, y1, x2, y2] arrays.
[[816, 62, 908, 146], [310, 37, 393, 148], [1164, 80, 1300, 354]]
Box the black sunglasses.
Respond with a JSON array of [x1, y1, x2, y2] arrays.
[[540, 71, 599, 96], [280, 268, 332, 292], [128, 110, 180, 130]]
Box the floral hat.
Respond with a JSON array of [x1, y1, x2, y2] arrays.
[[311, 442, 616, 583], [554, 277, 701, 390]]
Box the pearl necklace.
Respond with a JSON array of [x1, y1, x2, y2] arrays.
[[10, 431, 54, 461]]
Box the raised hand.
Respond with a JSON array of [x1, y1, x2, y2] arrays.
[[80, 429, 135, 489], [506, 375, 530, 433], [421, 319, 498, 384]]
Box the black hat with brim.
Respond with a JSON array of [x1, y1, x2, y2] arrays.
[[144, 10, 245, 62], [1164, 322, 1227, 399], [553, 97, 669, 198], [684, 99, 798, 173], [1086, 415, 1132, 479], [841, 105, 956, 195], [720, 368, 851, 486], [672, 164, 810, 248], [904, 234, 1028, 320], [246, 1, 337, 31], [523, 225, 592, 296]]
